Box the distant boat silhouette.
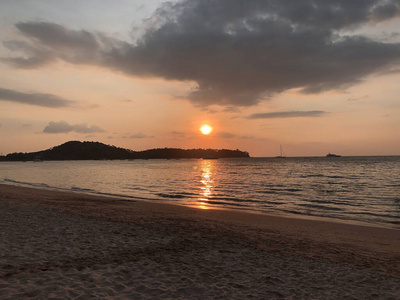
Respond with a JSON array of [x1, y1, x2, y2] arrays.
[[203, 156, 218, 160], [326, 153, 341, 157], [275, 145, 286, 158]]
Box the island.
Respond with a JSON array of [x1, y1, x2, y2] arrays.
[[0, 141, 250, 161], [326, 153, 341, 157]]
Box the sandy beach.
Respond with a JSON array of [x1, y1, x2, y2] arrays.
[[0, 184, 399, 299]]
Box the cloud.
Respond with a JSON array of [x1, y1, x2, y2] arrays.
[[1, 40, 55, 68], [171, 131, 187, 137], [218, 132, 236, 138], [222, 106, 241, 113], [15, 21, 99, 52], [347, 95, 369, 102], [0, 87, 75, 107], [2, 1, 400, 106], [3, 22, 102, 66], [217, 132, 258, 139], [43, 121, 105, 134], [248, 110, 326, 119], [124, 132, 155, 139]]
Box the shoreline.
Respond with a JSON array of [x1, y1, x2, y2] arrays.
[[4, 181, 398, 231], [1, 183, 400, 298]]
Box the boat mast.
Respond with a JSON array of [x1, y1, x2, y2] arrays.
[[280, 145, 285, 157]]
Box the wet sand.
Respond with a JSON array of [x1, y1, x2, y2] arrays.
[[1, 183, 399, 299]]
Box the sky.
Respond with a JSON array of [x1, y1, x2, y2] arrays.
[[1, 0, 400, 157]]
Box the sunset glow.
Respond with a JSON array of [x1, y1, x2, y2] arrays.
[[200, 125, 213, 135], [0, 1, 400, 157]]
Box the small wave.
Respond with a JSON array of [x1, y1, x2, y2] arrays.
[[178, 191, 198, 196], [214, 187, 244, 194], [280, 209, 303, 215], [156, 193, 186, 199], [3, 178, 50, 188], [258, 187, 302, 194], [384, 184, 400, 187], [300, 174, 325, 178], [71, 186, 96, 193], [324, 190, 336, 194], [210, 196, 260, 204], [4, 178, 26, 184], [262, 201, 285, 206], [3, 179, 138, 201], [308, 199, 362, 207], [346, 211, 398, 219], [298, 203, 343, 211], [206, 200, 247, 207], [327, 181, 343, 185], [258, 190, 278, 195], [125, 186, 147, 191], [388, 220, 400, 225], [96, 192, 138, 200], [285, 188, 303, 192]]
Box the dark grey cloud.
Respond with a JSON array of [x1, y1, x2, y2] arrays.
[[43, 121, 105, 134], [4, 22, 104, 66], [248, 110, 326, 119], [0, 87, 75, 107], [2, 40, 54, 68], [2, 0, 400, 107], [15, 22, 98, 51], [371, 1, 400, 21]]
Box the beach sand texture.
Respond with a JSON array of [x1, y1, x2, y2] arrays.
[[1, 184, 399, 299]]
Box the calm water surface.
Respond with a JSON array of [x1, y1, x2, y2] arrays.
[[1, 156, 399, 228]]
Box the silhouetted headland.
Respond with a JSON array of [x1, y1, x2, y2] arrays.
[[0, 141, 250, 161]]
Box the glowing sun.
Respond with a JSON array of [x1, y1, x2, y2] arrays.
[[200, 125, 213, 135]]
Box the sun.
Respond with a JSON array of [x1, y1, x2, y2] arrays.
[[200, 125, 213, 135]]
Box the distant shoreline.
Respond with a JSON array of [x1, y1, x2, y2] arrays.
[[0, 140, 250, 161], [3, 154, 400, 162]]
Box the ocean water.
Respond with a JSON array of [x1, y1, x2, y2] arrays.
[[1, 156, 399, 228]]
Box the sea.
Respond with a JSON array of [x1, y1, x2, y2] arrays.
[[1, 156, 399, 228]]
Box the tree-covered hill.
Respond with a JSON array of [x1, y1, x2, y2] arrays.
[[1, 141, 250, 161]]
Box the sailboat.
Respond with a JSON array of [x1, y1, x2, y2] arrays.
[[275, 145, 286, 158]]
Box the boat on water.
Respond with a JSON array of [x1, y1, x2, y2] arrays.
[[326, 153, 341, 157], [275, 145, 286, 158], [203, 156, 218, 160]]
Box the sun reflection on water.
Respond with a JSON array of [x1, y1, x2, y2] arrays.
[[197, 160, 216, 209]]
